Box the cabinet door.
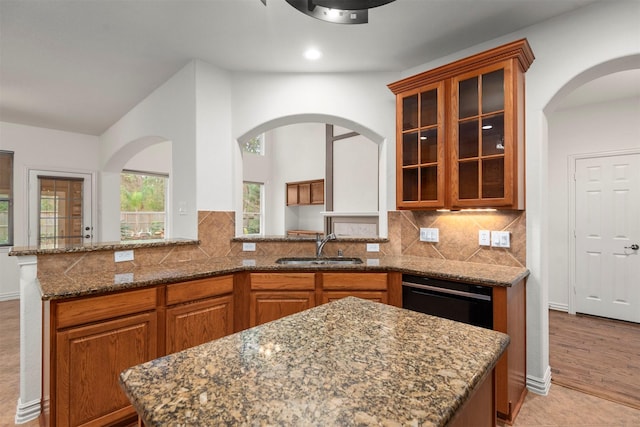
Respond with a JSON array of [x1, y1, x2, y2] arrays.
[[396, 81, 446, 209], [250, 291, 315, 327], [166, 295, 233, 354], [56, 312, 157, 427], [286, 183, 299, 205], [298, 182, 311, 204], [310, 180, 324, 204], [322, 291, 387, 304], [451, 60, 522, 208]]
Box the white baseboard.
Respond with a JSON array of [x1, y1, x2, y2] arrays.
[[15, 397, 41, 424], [0, 291, 19, 301], [548, 302, 568, 312], [526, 365, 552, 396]]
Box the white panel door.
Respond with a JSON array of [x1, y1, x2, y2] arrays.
[[575, 153, 640, 323]]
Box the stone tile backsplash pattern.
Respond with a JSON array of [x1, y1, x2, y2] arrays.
[[386, 210, 526, 267], [37, 209, 525, 275]]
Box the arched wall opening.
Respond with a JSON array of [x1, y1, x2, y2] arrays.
[[544, 55, 640, 313], [99, 135, 172, 242], [234, 113, 388, 238]]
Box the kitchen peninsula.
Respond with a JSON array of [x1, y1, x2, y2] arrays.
[[10, 238, 528, 426], [120, 297, 510, 426]]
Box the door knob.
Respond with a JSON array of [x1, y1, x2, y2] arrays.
[[624, 244, 639, 250]]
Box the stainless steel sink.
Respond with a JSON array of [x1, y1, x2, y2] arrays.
[[275, 257, 363, 265]]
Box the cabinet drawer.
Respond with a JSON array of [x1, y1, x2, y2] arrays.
[[55, 287, 157, 329], [250, 273, 316, 291], [166, 275, 234, 305], [322, 273, 388, 291]]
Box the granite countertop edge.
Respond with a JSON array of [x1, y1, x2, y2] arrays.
[[37, 255, 529, 301]]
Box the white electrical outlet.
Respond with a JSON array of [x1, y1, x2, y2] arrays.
[[491, 231, 511, 248], [114, 250, 134, 262], [242, 242, 256, 252], [366, 243, 380, 252], [479, 230, 491, 246], [420, 228, 439, 243]]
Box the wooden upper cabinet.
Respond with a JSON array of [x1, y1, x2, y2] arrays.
[[394, 81, 446, 209], [389, 39, 534, 210], [286, 179, 324, 206]]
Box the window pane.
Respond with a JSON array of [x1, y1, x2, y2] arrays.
[[243, 182, 263, 235], [0, 200, 9, 245], [0, 151, 13, 246], [459, 77, 478, 119], [458, 120, 479, 159], [402, 94, 418, 130], [38, 176, 84, 248], [459, 161, 479, 199], [242, 134, 264, 155], [482, 69, 504, 113], [420, 89, 438, 127], [120, 172, 167, 240]]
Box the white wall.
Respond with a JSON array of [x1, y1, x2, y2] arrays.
[[0, 122, 100, 299], [124, 141, 171, 174], [100, 61, 198, 241], [547, 96, 640, 309], [271, 123, 326, 235], [195, 60, 233, 212], [333, 133, 378, 213]]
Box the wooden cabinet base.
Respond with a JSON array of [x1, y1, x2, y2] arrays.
[[447, 370, 496, 427]]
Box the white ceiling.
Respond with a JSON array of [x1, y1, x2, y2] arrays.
[[0, 0, 606, 136]]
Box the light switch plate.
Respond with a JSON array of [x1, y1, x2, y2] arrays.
[[114, 250, 134, 262], [479, 230, 491, 246], [366, 243, 380, 252], [242, 242, 256, 252], [420, 228, 439, 243], [491, 231, 511, 248]]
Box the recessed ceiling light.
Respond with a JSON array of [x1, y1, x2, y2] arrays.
[[304, 48, 322, 60]]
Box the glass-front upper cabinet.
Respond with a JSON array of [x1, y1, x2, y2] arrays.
[[397, 81, 445, 208], [453, 64, 511, 206], [389, 38, 534, 210]]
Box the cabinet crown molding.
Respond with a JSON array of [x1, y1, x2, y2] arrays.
[[388, 38, 534, 95]]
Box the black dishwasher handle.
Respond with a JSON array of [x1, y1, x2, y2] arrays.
[[402, 282, 491, 302]]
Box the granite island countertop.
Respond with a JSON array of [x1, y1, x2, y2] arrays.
[[120, 297, 510, 427], [33, 254, 529, 300]]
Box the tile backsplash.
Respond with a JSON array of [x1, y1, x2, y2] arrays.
[[37, 209, 525, 275], [385, 210, 526, 267]]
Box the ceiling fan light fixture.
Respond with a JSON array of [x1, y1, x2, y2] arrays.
[[283, 0, 396, 24]]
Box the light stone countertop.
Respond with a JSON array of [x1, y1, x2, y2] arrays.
[[120, 297, 510, 427], [34, 255, 529, 300]]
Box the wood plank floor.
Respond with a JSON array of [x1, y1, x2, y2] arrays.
[[549, 309, 640, 410], [1, 300, 639, 426]]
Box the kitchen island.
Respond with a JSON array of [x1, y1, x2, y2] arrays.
[[120, 297, 509, 426]]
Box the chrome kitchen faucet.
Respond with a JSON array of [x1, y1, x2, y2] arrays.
[[316, 233, 336, 258]]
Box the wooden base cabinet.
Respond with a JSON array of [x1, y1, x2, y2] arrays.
[[50, 288, 158, 427], [493, 278, 527, 423], [47, 276, 235, 427], [165, 276, 234, 354], [248, 273, 316, 327], [322, 272, 388, 304]]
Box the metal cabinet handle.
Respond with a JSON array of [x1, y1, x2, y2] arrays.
[[624, 244, 639, 250]]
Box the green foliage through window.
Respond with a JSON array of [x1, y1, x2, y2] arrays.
[[242, 134, 264, 155], [0, 151, 14, 246], [243, 182, 263, 235], [120, 171, 167, 240]]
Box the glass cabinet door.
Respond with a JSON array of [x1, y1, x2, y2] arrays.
[[453, 65, 508, 206], [397, 81, 444, 208]]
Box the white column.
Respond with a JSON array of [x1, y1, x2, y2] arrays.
[[15, 255, 41, 424]]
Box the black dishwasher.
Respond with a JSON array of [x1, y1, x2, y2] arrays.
[[402, 274, 493, 329]]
